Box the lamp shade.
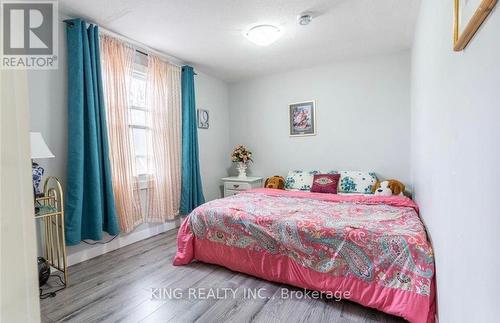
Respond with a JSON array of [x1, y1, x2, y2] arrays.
[[30, 132, 55, 159]]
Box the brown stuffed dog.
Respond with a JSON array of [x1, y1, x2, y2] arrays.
[[265, 176, 285, 189], [373, 179, 405, 196]]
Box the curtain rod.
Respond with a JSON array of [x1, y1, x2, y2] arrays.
[[63, 18, 193, 70]]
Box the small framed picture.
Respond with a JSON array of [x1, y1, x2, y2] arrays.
[[197, 109, 209, 129], [289, 100, 316, 136]]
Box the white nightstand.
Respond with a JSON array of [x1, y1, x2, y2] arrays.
[[222, 176, 263, 197]]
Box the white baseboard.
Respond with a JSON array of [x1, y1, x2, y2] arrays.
[[66, 220, 180, 266]]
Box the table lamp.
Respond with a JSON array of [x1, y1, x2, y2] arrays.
[[30, 132, 55, 198]]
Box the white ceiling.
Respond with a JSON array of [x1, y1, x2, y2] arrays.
[[60, 0, 421, 83]]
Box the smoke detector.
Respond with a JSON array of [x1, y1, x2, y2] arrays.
[[298, 13, 313, 26]]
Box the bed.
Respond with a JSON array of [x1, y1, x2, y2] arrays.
[[174, 188, 435, 323]]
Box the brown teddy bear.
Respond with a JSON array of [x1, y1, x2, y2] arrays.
[[265, 176, 285, 189], [372, 180, 405, 196]]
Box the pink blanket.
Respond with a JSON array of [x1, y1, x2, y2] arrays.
[[174, 188, 435, 323]]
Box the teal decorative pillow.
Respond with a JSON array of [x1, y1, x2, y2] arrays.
[[285, 170, 320, 191], [327, 170, 378, 194]]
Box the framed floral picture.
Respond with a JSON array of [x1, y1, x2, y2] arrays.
[[289, 100, 316, 137], [454, 0, 497, 51]]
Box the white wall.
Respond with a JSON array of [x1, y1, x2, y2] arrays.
[[28, 20, 230, 263], [28, 21, 67, 188], [411, 2, 500, 322], [228, 52, 411, 185], [196, 72, 231, 200]]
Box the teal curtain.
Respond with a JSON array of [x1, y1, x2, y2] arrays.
[[65, 19, 119, 245], [180, 66, 205, 214]]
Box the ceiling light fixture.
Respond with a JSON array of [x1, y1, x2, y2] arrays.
[[245, 25, 282, 46]]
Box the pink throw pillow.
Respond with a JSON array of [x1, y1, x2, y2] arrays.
[[310, 174, 341, 194]]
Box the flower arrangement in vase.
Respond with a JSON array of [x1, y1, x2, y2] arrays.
[[231, 145, 253, 178]]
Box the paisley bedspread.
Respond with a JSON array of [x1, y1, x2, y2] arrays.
[[173, 188, 435, 323]]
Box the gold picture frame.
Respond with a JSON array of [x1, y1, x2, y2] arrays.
[[454, 0, 497, 51]]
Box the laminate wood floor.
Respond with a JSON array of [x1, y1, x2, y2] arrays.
[[40, 229, 406, 323]]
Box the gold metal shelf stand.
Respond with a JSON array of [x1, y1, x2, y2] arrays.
[[35, 176, 68, 287]]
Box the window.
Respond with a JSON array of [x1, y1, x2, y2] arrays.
[[128, 53, 152, 177], [101, 35, 183, 230]]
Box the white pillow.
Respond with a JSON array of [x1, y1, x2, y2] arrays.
[[284, 170, 320, 191], [327, 170, 378, 194]]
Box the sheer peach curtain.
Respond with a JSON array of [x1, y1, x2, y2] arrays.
[[100, 34, 181, 232], [145, 56, 182, 222], [100, 35, 143, 232]]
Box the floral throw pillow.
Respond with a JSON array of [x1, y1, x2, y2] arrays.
[[310, 174, 341, 194], [284, 170, 320, 191], [327, 170, 378, 194]]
